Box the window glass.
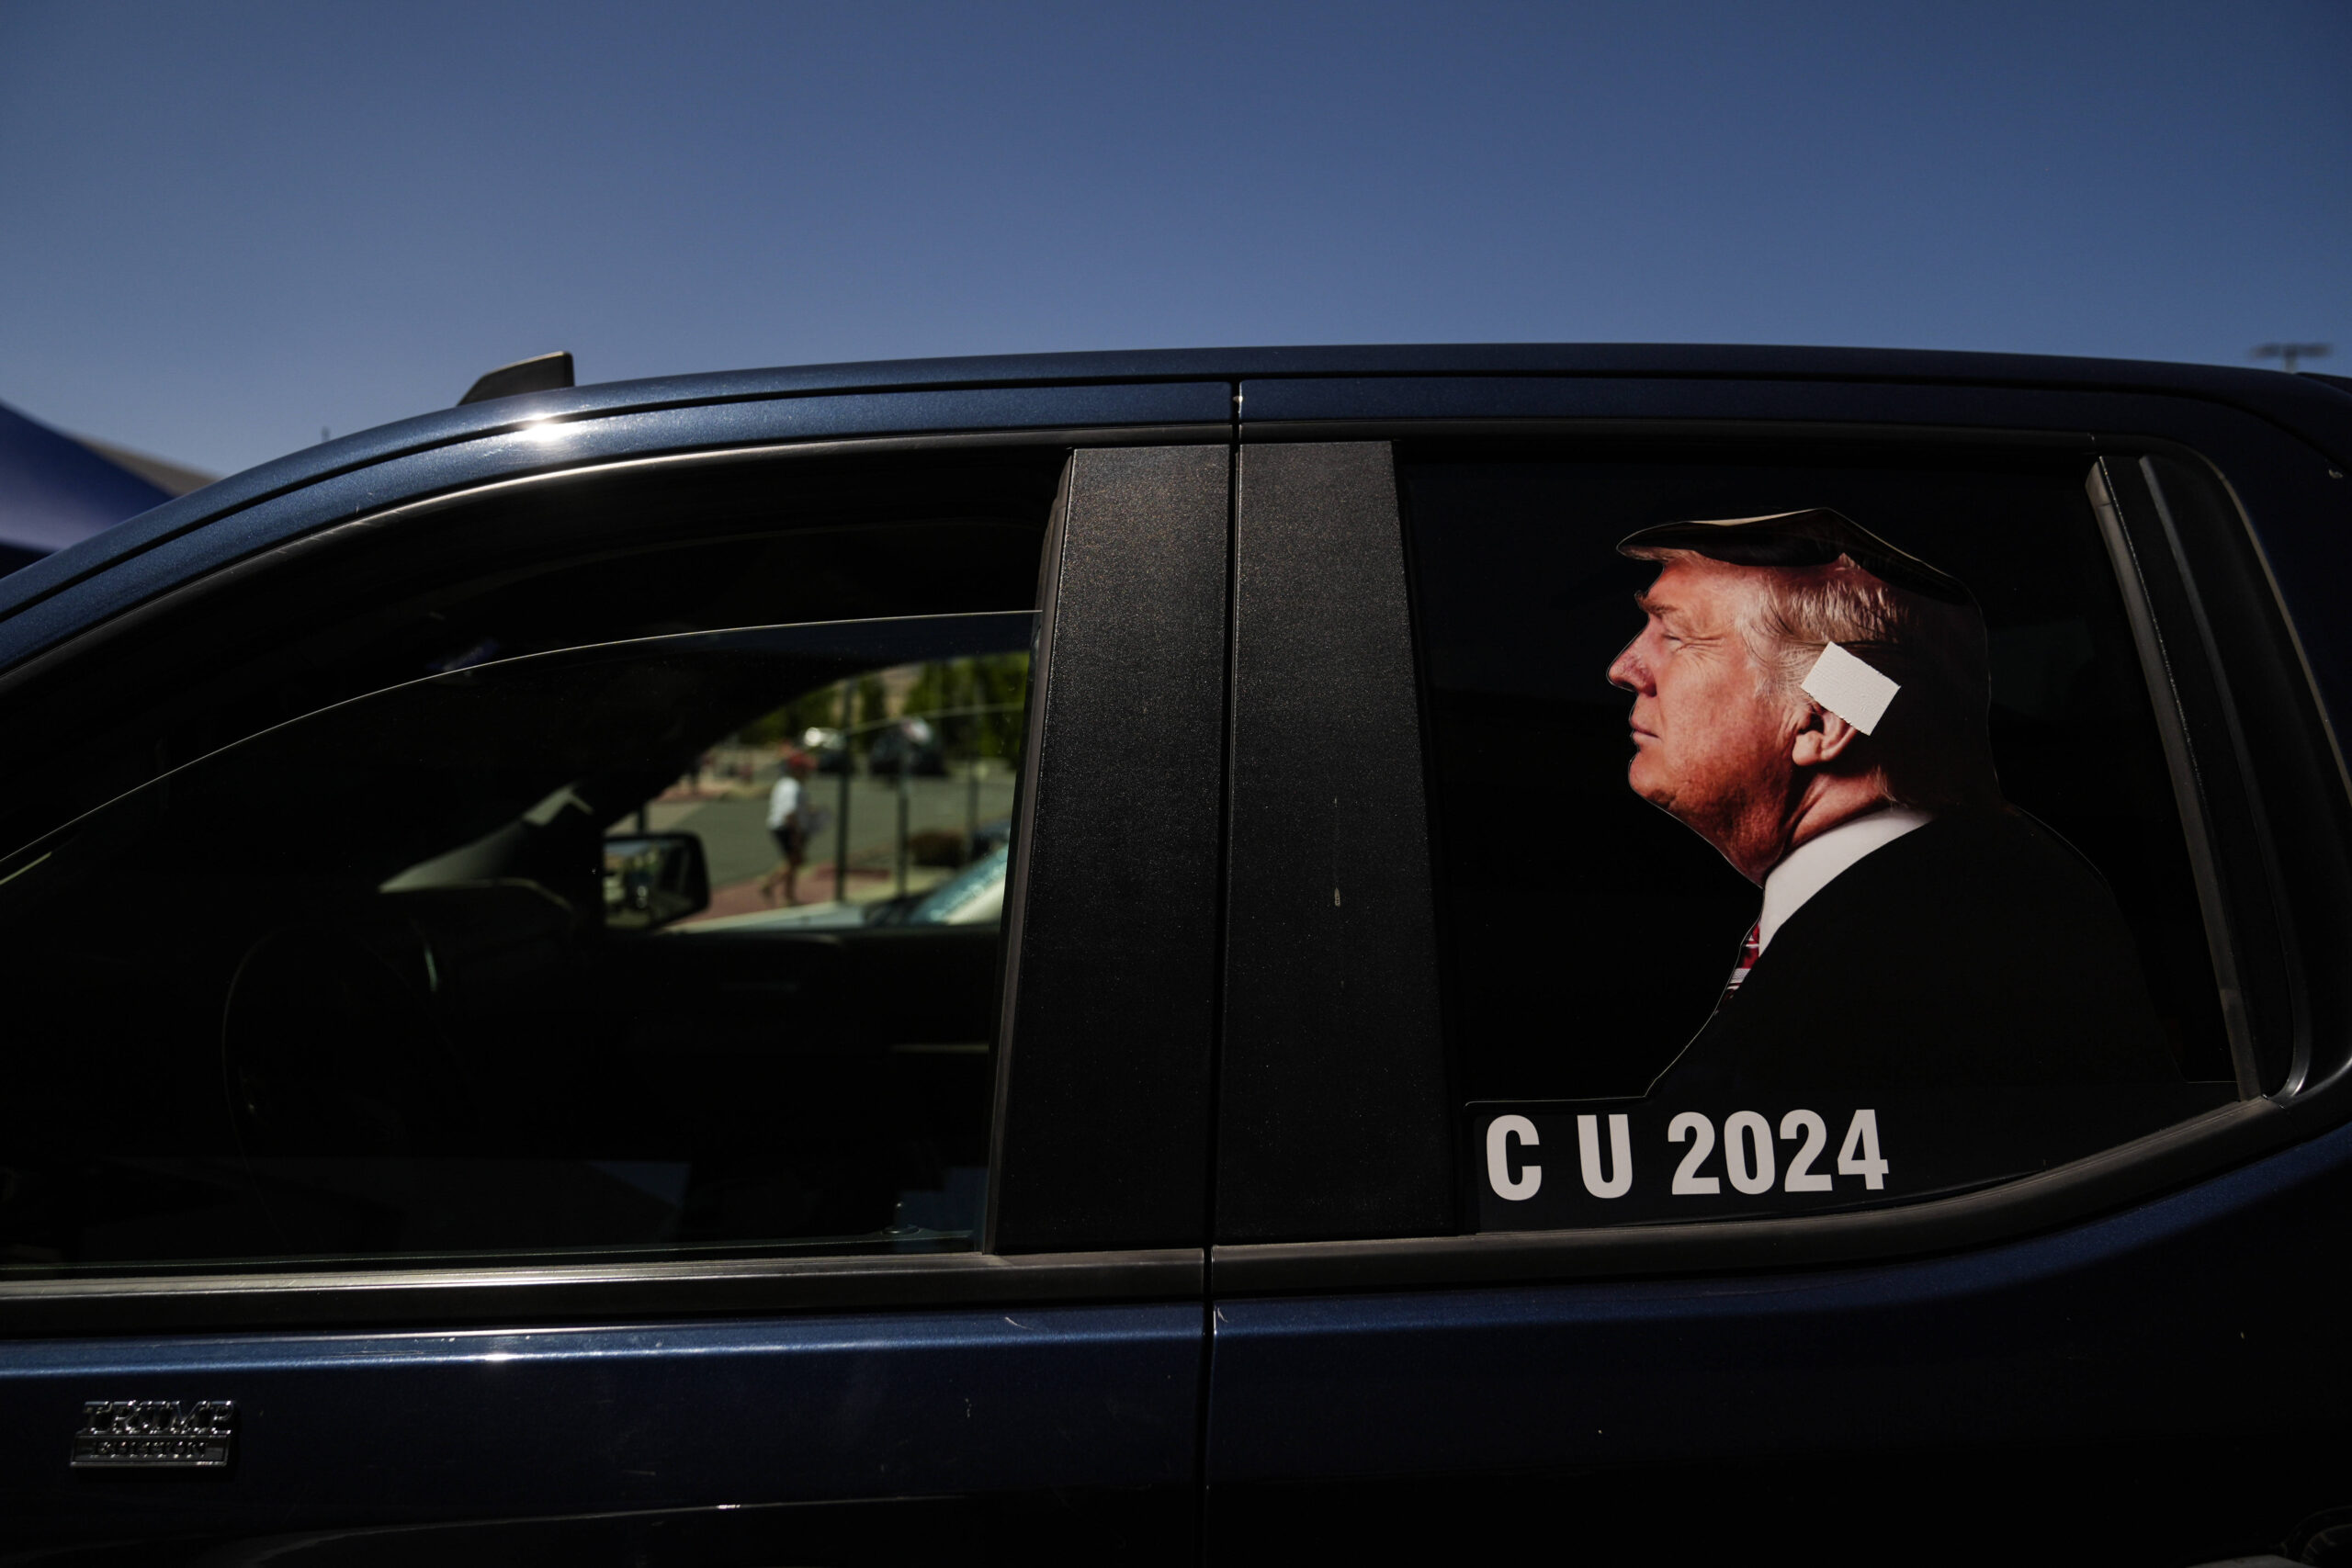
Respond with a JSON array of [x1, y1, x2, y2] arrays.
[[0, 447, 1059, 872], [0, 613, 1031, 1272], [1399, 446, 2239, 1230]]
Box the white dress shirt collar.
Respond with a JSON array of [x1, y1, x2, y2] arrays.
[[1756, 807, 1936, 953]]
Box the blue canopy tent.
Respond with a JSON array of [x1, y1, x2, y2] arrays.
[[0, 399, 175, 577]]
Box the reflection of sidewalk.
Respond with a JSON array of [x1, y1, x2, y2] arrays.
[[651, 778, 1017, 892], [678, 861, 951, 928]]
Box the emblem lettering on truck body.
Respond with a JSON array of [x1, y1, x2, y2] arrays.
[[70, 1400, 237, 1470]]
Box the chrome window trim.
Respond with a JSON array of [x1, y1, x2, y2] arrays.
[[0, 1248, 1205, 1337]]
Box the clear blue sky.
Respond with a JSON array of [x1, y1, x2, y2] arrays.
[[3, 1, 2346, 477]]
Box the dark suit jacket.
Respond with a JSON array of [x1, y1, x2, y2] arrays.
[[1648, 809, 2179, 1100]]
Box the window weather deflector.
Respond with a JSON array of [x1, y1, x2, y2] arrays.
[[0, 611, 1035, 874]]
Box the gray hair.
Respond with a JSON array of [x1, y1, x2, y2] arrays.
[[1633, 546, 2002, 810]]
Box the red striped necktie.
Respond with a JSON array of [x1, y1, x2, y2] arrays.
[[1716, 920, 1762, 1011]]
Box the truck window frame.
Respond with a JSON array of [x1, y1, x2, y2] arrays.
[[0, 425, 1231, 1335]]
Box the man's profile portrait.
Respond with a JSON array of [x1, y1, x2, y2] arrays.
[[1607, 509, 2179, 1096]]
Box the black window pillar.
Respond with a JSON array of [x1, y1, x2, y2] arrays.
[[1218, 442, 1452, 1244], [989, 445, 1232, 1253]]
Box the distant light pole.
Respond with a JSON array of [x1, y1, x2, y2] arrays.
[[2254, 343, 2332, 374], [833, 679, 854, 907]]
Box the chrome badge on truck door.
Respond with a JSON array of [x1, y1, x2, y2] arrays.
[[71, 1400, 236, 1469]]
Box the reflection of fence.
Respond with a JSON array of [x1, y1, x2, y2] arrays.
[[826, 700, 1023, 900]]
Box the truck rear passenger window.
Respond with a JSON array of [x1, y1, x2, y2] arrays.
[[1399, 445, 2243, 1231]]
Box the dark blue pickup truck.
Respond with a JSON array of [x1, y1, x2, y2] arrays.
[[1, 346, 2348, 1564]]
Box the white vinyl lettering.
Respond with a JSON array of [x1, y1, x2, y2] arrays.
[[1837, 1108, 1889, 1190], [1486, 1114, 1542, 1201], [1668, 1111, 1720, 1195], [1576, 1112, 1634, 1199], [1723, 1111, 1775, 1194], [1780, 1109, 1833, 1192]]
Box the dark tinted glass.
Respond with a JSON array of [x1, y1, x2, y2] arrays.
[[1399, 444, 2238, 1230], [0, 447, 1060, 864], [0, 615, 1031, 1272]]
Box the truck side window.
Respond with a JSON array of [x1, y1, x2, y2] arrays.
[[1399, 446, 2241, 1229], [0, 615, 1032, 1270], [0, 453, 1057, 1273]]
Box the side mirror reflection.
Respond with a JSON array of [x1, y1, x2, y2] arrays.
[[602, 832, 711, 931]]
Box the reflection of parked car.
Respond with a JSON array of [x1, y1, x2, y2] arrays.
[[865, 842, 1007, 928], [800, 726, 853, 774], [970, 815, 1012, 858], [866, 716, 944, 776]]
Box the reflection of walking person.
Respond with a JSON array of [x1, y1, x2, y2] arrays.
[[761, 750, 817, 905]]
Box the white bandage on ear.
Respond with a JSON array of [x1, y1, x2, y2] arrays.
[[1800, 641, 1900, 736]]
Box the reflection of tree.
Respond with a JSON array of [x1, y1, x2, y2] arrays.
[[855, 675, 889, 739], [739, 682, 850, 749], [734, 653, 1030, 764]]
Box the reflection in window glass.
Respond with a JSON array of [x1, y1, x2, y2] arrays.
[[1398, 451, 2239, 1231], [0, 614, 1031, 1273], [653, 649, 1030, 934]]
